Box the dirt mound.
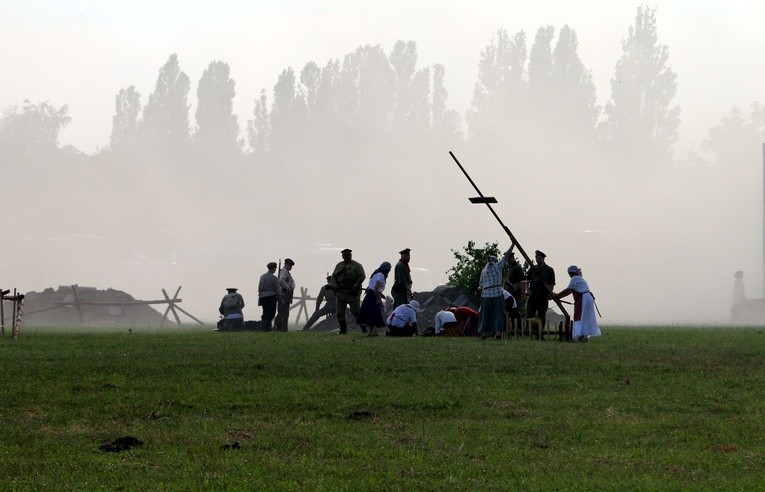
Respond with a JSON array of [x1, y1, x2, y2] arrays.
[[21, 286, 166, 327]]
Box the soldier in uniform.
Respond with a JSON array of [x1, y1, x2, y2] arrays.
[[526, 250, 556, 328], [275, 258, 295, 331], [330, 249, 366, 334], [391, 248, 412, 308], [218, 287, 245, 331], [302, 275, 337, 331], [258, 262, 281, 331]]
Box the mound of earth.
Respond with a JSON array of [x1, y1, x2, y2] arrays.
[[21, 286, 167, 327]]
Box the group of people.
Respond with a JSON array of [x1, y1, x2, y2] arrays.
[[218, 258, 297, 332], [329, 247, 417, 336], [219, 244, 601, 342], [220, 247, 419, 336], [461, 246, 600, 342]]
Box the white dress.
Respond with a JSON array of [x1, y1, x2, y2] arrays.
[[568, 275, 601, 339]]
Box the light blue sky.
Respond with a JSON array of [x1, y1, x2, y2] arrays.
[[1, 0, 763, 153]]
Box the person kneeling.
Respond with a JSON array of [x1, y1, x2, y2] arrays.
[[434, 308, 458, 336], [385, 300, 420, 337]]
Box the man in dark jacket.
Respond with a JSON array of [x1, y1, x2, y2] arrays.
[[391, 248, 412, 308], [526, 250, 555, 328], [331, 249, 366, 334], [302, 275, 337, 330]]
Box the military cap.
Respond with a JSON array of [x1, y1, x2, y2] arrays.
[[399, 248, 411, 255]]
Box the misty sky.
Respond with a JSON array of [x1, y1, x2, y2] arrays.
[[2, 1, 765, 326], [2, 0, 764, 154]]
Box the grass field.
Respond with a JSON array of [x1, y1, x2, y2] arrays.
[[1, 326, 764, 490]]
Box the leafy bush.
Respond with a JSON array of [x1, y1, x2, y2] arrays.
[[446, 240, 502, 298]]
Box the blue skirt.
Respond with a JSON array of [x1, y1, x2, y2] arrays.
[[477, 296, 505, 335], [357, 289, 385, 327]]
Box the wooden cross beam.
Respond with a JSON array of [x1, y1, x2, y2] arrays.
[[449, 151, 571, 326]]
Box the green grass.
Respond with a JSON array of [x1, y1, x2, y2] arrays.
[[1, 327, 764, 490]]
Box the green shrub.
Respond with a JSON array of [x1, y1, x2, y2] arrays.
[[446, 240, 502, 299]]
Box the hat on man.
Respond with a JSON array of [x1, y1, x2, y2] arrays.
[[341, 248, 352, 254], [284, 258, 295, 266], [267, 261, 277, 269], [408, 300, 420, 311], [567, 265, 580, 274], [399, 248, 411, 255], [535, 250, 546, 258], [226, 288, 238, 292]]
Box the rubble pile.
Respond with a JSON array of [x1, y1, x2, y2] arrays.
[[21, 286, 166, 327]]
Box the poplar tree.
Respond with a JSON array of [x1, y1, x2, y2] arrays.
[[467, 29, 527, 152], [601, 5, 680, 164], [194, 60, 240, 157], [109, 86, 141, 153], [140, 54, 192, 154]]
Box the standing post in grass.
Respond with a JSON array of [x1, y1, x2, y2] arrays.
[[0, 288, 7, 336], [448, 151, 571, 339], [12, 288, 24, 340], [1, 289, 25, 338]]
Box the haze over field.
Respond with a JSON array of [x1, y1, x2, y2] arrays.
[[1, 1, 764, 325]]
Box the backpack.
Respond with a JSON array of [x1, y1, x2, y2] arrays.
[[222, 293, 240, 309]]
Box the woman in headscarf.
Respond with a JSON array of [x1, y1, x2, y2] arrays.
[[553, 265, 601, 342], [357, 261, 392, 337]]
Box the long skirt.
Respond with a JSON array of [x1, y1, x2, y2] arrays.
[[357, 289, 385, 327], [573, 293, 601, 339], [477, 295, 505, 335]]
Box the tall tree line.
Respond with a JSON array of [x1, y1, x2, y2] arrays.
[[4, 6, 759, 176]]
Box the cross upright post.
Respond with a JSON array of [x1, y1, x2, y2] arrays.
[[448, 151, 570, 329]]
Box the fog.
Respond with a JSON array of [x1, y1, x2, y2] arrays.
[[2, 1, 764, 325]]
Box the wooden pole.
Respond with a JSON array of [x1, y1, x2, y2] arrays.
[[12, 289, 23, 340], [290, 287, 311, 324], [162, 288, 182, 325], [71, 284, 85, 327], [449, 151, 571, 325], [1, 294, 4, 336], [171, 304, 205, 325]]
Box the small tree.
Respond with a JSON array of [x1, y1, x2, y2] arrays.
[[446, 240, 502, 299], [0, 100, 71, 154]]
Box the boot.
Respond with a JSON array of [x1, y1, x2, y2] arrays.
[[338, 319, 347, 334]]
